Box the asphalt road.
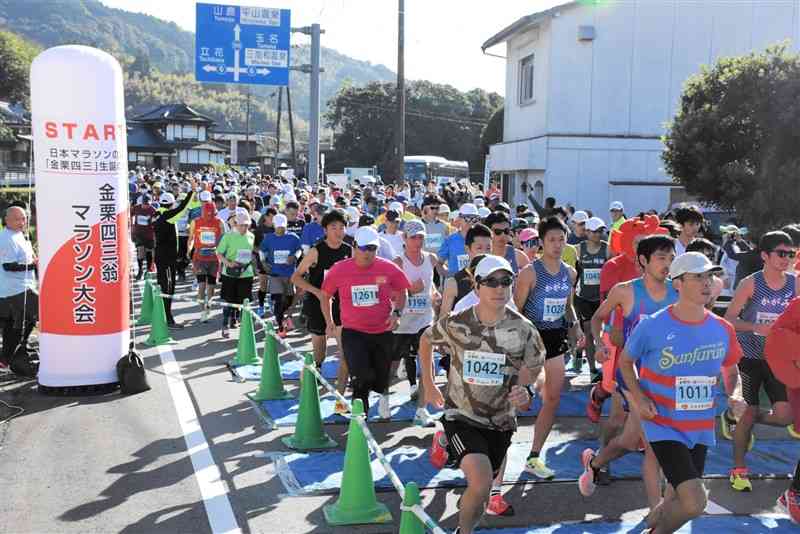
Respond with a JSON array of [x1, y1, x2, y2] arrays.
[[0, 279, 795, 534]]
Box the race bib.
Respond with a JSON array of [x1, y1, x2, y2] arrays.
[[675, 376, 716, 411], [583, 268, 601, 286], [407, 294, 430, 313], [200, 231, 216, 245], [457, 254, 470, 270], [235, 249, 252, 264], [136, 215, 150, 226], [351, 284, 379, 307], [543, 297, 567, 322], [274, 250, 290, 264], [425, 234, 443, 250], [463, 351, 506, 386], [198, 247, 215, 257]]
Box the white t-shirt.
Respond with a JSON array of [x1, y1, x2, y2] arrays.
[[0, 228, 37, 297], [381, 232, 404, 258]]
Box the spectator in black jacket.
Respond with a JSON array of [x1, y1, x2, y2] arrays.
[[154, 186, 195, 328]]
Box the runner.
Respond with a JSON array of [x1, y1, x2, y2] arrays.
[[723, 230, 799, 492], [514, 216, 582, 479], [300, 202, 327, 253], [484, 211, 529, 275], [291, 209, 352, 414], [253, 208, 277, 317], [216, 209, 255, 339], [440, 224, 492, 316], [379, 208, 405, 255], [187, 200, 224, 322], [260, 214, 302, 337], [605, 252, 742, 534], [567, 210, 589, 246], [685, 238, 724, 310], [153, 187, 195, 328], [421, 255, 545, 534], [579, 235, 678, 517], [574, 216, 609, 382], [674, 206, 705, 255], [131, 193, 157, 280], [320, 226, 411, 413], [392, 220, 439, 427], [438, 203, 479, 278]]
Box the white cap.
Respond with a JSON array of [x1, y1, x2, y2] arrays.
[[669, 252, 723, 280], [234, 209, 251, 225], [478, 206, 491, 218], [459, 203, 478, 217], [403, 219, 426, 237], [438, 204, 451, 214], [610, 201, 624, 211], [355, 226, 380, 247], [284, 192, 297, 203], [474, 197, 486, 208], [345, 206, 360, 222], [572, 210, 589, 224], [475, 255, 514, 279], [389, 201, 404, 213], [199, 190, 212, 202], [273, 214, 288, 228], [585, 217, 606, 232], [159, 192, 175, 206]]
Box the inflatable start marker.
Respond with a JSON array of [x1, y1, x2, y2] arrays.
[[31, 46, 130, 388]]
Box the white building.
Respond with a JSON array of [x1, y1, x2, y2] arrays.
[[483, 0, 800, 218]]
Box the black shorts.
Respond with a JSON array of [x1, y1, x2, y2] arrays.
[[392, 327, 426, 362], [738, 358, 787, 406], [538, 327, 569, 360], [133, 236, 154, 250], [220, 274, 253, 305], [650, 440, 707, 489], [303, 294, 341, 336], [341, 328, 394, 394], [442, 418, 513, 477], [574, 296, 600, 324]]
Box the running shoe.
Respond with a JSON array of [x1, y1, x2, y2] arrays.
[[720, 408, 737, 440], [277, 328, 288, 339], [578, 448, 597, 496], [485, 494, 515, 516], [378, 394, 391, 419], [729, 467, 753, 492], [777, 488, 800, 524], [413, 408, 436, 428], [788, 424, 800, 439], [409, 383, 419, 400], [397, 363, 407, 379], [334, 400, 349, 416], [429, 430, 449, 469], [586, 385, 602, 424], [221, 327, 230, 339], [524, 456, 555, 479], [596, 465, 611, 486]]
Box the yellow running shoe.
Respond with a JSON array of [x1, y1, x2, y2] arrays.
[[333, 400, 349, 416], [729, 467, 752, 492], [524, 456, 555, 479], [788, 424, 800, 439]]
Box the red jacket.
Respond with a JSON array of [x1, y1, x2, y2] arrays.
[[765, 297, 800, 388]]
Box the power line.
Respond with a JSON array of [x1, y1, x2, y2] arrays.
[[335, 95, 490, 127]]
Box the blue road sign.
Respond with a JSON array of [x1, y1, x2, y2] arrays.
[[195, 3, 290, 86]]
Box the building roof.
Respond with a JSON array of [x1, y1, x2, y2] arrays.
[[481, 1, 577, 51], [127, 123, 171, 150], [130, 103, 215, 124]]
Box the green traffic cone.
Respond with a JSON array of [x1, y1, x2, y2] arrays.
[[232, 299, 258, 366], [281, 353, 337, 451], [323, 398, 392, 526], [145, 286, 175, 346], [398, 482, 424, 534], [136, 277, 153, 326], [247, 322, 292, 401]]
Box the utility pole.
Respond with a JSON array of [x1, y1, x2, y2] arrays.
[[394, 0, 406, 184], [244, 86, 250, 166], [291, 24, 325, 185], [275, 88, 283, 174], [287, 85, 297, 170]]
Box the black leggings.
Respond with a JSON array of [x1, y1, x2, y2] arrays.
[[155, 260, 176, 323], [271, 293, 287, 329]]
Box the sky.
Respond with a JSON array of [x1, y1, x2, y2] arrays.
[[98, 0, 567, 95]]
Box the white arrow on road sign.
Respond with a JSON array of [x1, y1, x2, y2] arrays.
[[202, 64, 218, 72], [255, 68, 270, 76], [234, 24, 241, 42]]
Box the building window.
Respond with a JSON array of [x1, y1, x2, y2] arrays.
[[519, 54, 535, 105], [199, 126, 206, 141], [183, 124, 198, 140], [166, 124, 174, 141]]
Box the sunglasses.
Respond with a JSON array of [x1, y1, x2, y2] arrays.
[[771, 249, 797, 259], [358, 244, 378, 252], [492, 228, 511, 236], [462, 215, 479, 223], [480, 276, 514, 288], [523, 239, 540, 248]]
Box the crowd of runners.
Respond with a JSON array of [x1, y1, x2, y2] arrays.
[[4, 166, 800, 533]]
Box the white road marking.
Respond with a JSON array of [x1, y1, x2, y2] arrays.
[[705, 499, 733, 514], [157, 344, 241, 534]]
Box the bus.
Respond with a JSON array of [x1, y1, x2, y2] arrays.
[[404, 155, 469, 186]]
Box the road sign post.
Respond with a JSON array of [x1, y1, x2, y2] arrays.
[[195, 3, 290, 87]]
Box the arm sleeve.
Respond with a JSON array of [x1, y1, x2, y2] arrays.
[[723, 240, 750, 261], [162, 192, 195, 222]]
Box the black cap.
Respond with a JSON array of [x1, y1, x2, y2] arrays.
[[421, 195, 442, 208], [385, 209, 400, 222], [358, 214, 375, 227], [511, 217, 528, 230]]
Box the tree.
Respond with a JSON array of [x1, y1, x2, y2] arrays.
[[480, 106, 504, 158], [0, 30, 40, 106], [130, 52, 152, 77], [325, 80, 502, 177], [662, 44, 800, 235]]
